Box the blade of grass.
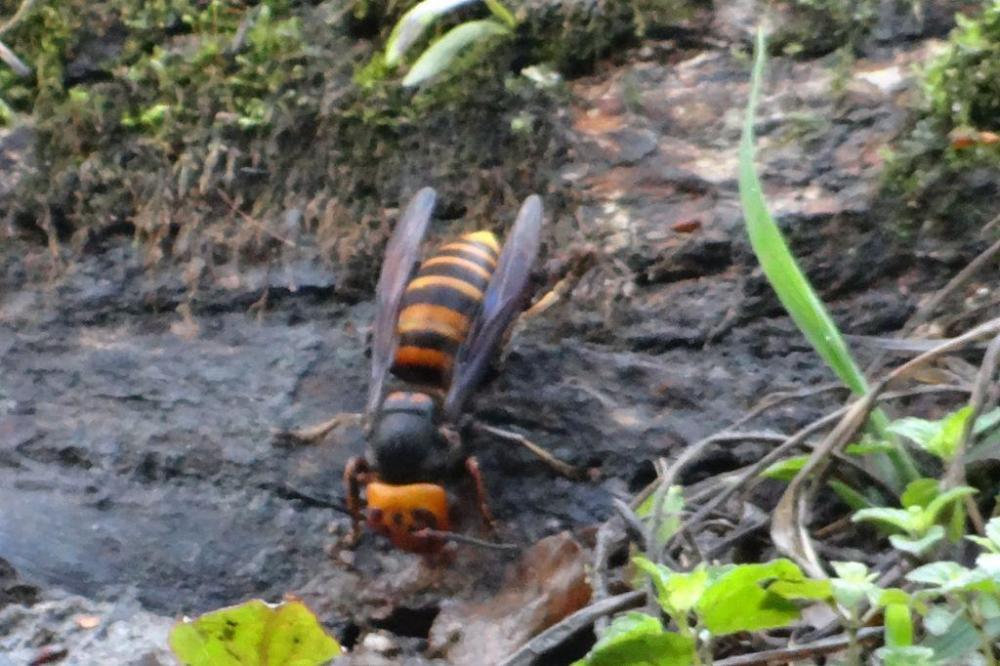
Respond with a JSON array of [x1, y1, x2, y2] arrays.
[[402, 19, 510, 87], [738, 28, 918, 488], [385, 0, 481, 67]]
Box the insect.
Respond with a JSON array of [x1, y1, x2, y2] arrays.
[[275, 187, 584, 551], [341, 187, 566, 552]]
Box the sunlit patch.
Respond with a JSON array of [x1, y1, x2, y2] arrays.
[[366, 482, 450, 553]]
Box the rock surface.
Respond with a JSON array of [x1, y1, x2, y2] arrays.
[[1, 2, 995, 663]]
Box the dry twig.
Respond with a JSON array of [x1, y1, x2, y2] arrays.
[[713, 627, 883, 665], [499, 591, 645, 666]]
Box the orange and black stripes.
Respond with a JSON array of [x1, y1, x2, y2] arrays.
[[392, 231, 500, 387]]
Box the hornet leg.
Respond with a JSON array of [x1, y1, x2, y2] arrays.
[[465, 456, 495, 529], [343, 456, 371, 544], [474, 422, 585, 480]]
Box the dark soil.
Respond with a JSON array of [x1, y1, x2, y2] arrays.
[[1, 1, 997, 664]]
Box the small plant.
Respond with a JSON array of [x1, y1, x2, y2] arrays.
[[739, 27, 919, 490], [375, 0, 517, 88], [170, 598, 342, 666]]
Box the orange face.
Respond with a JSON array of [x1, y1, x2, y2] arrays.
[[365, 481, 451, 553]]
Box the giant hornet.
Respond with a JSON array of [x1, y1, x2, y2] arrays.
[[298, 187, 581, 552]]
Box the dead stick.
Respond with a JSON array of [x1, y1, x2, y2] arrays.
[[944, 332, 1000, 534], [499, 591, 645, 666], [714, 627, 883, 665]]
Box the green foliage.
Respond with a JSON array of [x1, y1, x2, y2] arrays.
[[572, 612, 695, 666], [889, 406, 975, 462], [123, 1, 309, 137], [882, 1, 1000, 224], [402, 19, 511, 87], [772, 0, 880, 57], [923, 3, 1000, 131], [169, 599, 341, 666], [375, 0, 515, 88], [635, 484, 684, 551], [853, 481, 976, 556]]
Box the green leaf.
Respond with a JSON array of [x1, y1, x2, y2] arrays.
[[697, 560, 803, 635], [845, 439, 896, 456], [965, 409, 1000, 462], [828, 480, 875, 512], [923, 605, 961, 636], [634, 558, 708, 617], [578, 612, 695, 666], [875, 645, 936, 666], [927, 406, 974, 460], [852, 507, 921, 533], [385, 0, 479, 66], [402, 20, 510, 87], [636, 485, 684, 549], [907, 561, 970, 587], [766, 578, 832, 602], [901, 478, 940, 509], [830, 561, 877, 611], [170, 599, 341, 666], [760, 456, 808, 481], [890, 525, 944, 557], [922, 613, 980, 661], [884, 603, 914, 648], [887, 417, 940, 449], [484, 0, 516, 28], [877, 588, 912, 607], [976, 553, 1000, 579], [969, 517, 1000, 554], [973, 407, 1000, 437], [923, 486, 977, 526]]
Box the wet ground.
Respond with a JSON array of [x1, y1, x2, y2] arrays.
[[1, 3, 996, 664]]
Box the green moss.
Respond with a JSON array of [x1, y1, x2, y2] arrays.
[[769, 0, 879, 57], [881, 1, 1000, 229]]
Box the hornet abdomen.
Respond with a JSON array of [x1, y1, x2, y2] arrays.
[[392, 231, 500, 387]]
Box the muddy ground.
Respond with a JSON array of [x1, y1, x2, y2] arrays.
[[1, 3, 997, 665]]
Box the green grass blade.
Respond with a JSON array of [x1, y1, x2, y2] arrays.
[[385, 0, 481, 67], [739, 29, 918, 486], [484, 0, 517, 28], [402, 19, 510, 87], [739, 30, 869, 396]]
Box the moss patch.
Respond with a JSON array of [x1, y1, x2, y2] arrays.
[[1, 0, 704, 293], [881, 1, 1000, 232]]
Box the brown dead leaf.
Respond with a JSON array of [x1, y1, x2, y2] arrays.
[[428, 532, 591, 666]]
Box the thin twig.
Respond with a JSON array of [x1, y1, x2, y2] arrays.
[[672, 385, 971, 556], [908, 237, 1000, 333], [774, 318, 1000, 576], [866, 236, 1000, 375], [730, 383, 848, 431], [413, 529, 520, 553], [944, 333, 1000, 534], [498, 591, 645, 666], [611, 497, 649, 551], [590, 516, 627, 634], [713, 627, 883, 665], [631, 432, 788, 510]]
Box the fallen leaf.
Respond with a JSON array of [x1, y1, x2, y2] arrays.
[[429, 532, 591, 666]]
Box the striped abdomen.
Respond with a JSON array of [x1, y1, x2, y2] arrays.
[[392, 230, 499, 388]]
